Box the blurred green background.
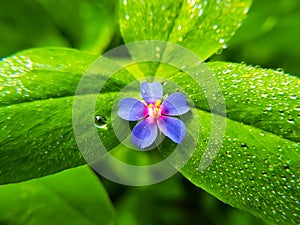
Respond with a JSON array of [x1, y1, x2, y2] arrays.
[[1, 0, 299, 224], [211, 0, 300, 76]]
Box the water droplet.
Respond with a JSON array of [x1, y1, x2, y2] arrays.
[[243, 7, 249, 14], [287, 118, 295, 124], [212, 24, 218, 30], [125, 14, 130, 20], [289, 94, 298, 100], [181, 65, 187, 70], [198, 8, 204, 17], [177, 25, 182, 31], [276, 68, 284, 73], [241, 143, 248, 148], [95, 116, 107, 129], [265, 105, 272, 111], [219, 38, 225, 44]]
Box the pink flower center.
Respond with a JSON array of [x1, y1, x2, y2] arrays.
[[148, 99, 161, 118]]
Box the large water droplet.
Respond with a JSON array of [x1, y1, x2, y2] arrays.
[[95, 116, 107, 129]]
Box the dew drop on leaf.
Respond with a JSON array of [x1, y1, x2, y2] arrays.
[[219, 38, 225, 44], [289, 94, 298, 100], [287, 118, 295, 124], [95, 116, 107, 129]]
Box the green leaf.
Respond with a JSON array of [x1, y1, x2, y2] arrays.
[[0, 48, 135, 184], [119, 0, 252, 60], [0, 165, 115, 225], [0, 48, 95, 106], [173, 61, 300, 142], [160, 62, 300, 225]]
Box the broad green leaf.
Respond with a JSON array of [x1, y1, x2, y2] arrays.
[[171, 109, 299, 225], [0, 48, 95, 106], [160, 62, 299, 225], [0, 48, 135, 184], [119, 0, 252, 60], [172, 61, 300, 142], [0, 165, 115, 225]]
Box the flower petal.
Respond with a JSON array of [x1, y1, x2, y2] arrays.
[[118, 98, 148, 121], [140, 82, 163, 103], [157, 116, 186, 144], [161, 93, 190, 116], [132, 118, 158, 149]]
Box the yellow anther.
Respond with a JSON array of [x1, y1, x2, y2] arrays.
[[148, 103, 153, 108], [154, 107, 159, 112], [155, 99, 161, 107]]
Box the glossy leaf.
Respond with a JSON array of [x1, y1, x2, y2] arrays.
[[172, 61, 300, 142], [161, 62, 300, 225], [0, 166, 115, 225], [0, 48, 135, 184], [119, 0, 252, 60]]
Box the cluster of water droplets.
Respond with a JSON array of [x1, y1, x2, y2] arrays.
[[187, 0, 206, 18], [170, 61, 299, 224], [170, 0, 249, 51], [121, 0, 250, 54], [214, 62, 300, 142], [0, 55, 32, 97], [186, 119, 300, 224]]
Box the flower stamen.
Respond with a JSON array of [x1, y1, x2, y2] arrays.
[[148, 100, 161, 118], [155, 99, 161, 107]]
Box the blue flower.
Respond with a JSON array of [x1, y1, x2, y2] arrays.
[[118, 82, 190, 149]]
